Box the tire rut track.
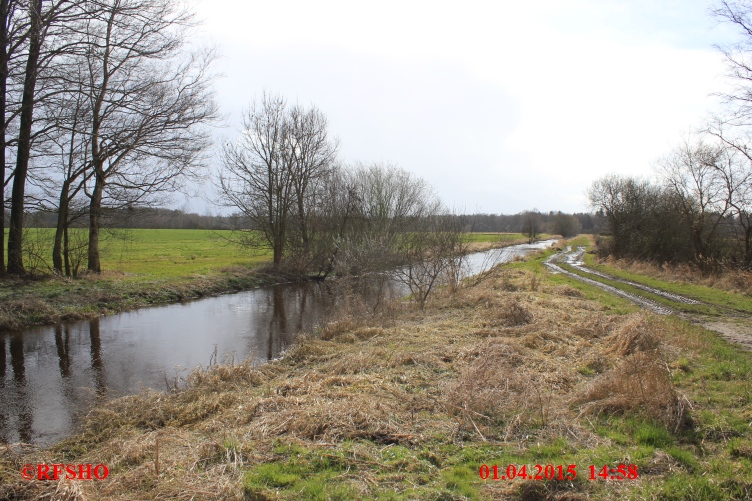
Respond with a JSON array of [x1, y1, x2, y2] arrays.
[[543, 246, 752, 350], [544, 247, 674, 315]]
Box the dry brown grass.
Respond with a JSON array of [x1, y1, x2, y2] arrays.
[[444, 340, 565, 440], [606, 314, 662, 356], [0, 262, 703, 500], [575, 351, 684, 430], [0, 297, 56, 329], [574, 314, 686, 430]]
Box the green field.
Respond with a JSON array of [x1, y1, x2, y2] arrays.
[[4, 229, 528, 278], [6, 228, 272, 278], [0, 229, 277, 329], [95, 229, 272, 278], [463, 232, 552, 243]]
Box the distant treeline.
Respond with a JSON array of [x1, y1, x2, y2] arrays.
[[463, 212, 604, 237], [8, 207, 604, 236], [10, 208, 234, 231]]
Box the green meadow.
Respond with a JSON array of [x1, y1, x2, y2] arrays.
[[0, 229, 274, 329], [7, 228, 272, 278], [6, 229, 522, 278], [463, 232, 551, 243]]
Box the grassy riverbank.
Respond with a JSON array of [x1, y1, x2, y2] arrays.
[[0, 230, 534, 331], [2, 241, 750, 500], [0, 229, 276, 329]]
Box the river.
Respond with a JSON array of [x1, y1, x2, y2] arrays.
[[0, 240, 555, 445]]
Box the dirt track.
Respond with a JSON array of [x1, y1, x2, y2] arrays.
[[544, 246, 752, 351]]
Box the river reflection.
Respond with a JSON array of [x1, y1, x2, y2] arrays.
[[0, 241, 554, 445]]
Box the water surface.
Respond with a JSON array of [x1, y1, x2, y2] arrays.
[[0, 240, 555, 445]]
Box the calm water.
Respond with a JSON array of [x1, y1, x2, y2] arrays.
[[0, 240, 554, 445]]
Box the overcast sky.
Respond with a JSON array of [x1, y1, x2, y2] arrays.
[[190, 0, 737, 215]]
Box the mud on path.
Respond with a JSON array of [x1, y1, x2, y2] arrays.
[[545, 246, 752, 351]]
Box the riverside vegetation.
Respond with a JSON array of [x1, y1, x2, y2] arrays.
[[1, 238, 750, 500], [0, 229, 536, 331]]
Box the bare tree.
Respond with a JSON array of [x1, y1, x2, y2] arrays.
[[0, 0, 25, 275], [40, 70, 91, 275], [305, 163, 362, 277], [330, 163, 440, 274], [709, 142, 752, 267], [78, 0, 217, 272], [522, 210, 541, 243], [657, 138, 730, 261], [219, 95, 338, 270], [392, 212, 466, 308], [587, 174, 671, 260], [284, 104, 337, 266], [6, 0, 86, 275], [712, 1, 752, 129], [6, 0, 42, 274], [219, 93, 293, 268]]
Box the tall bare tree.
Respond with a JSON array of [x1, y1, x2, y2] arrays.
[[5, 0, 90, 275], [657, 139, 730, 261], [219, 93, 293, 268], [219, 95, 338, 269], [0, 0, 22, 275], [40, 70, 91, 275], [6, 0, 42, 274], [285, 104, 337, 263], [3, 0, 88, 274], [78, 0, 217, 272], [712, 1, 752, 129]]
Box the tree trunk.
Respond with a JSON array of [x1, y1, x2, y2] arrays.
[[297, 198, 309, 259], [273, 237, 283, 267], [744, 221, 752, 270], [0, 0, 9, 276], [691, 221, 704, 262], [7, 0, 42, 275], [63, 225, 70, 276], [87, 171, 104, 273], [52, 180, 70, 274]]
